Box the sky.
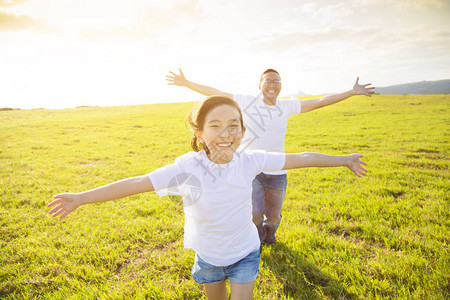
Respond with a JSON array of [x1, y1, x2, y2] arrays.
[[1, 0, 449, 109]]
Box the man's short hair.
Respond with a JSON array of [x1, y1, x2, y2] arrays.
[[260, 69, 281, 82]]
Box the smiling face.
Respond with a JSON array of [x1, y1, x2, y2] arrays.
[[196, 104, 245, 164], [259, 71, 282, 105]]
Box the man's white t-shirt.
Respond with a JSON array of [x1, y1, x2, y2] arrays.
[[148, 150, 286, 266], [233, 94, 301, 175]]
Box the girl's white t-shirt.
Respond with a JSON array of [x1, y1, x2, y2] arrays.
[[233, 94, 301, 175], [148, 150, 285, 266]]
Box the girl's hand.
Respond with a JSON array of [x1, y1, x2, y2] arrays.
[[347, 154, 368, 177], [48, 193, 81, 220]]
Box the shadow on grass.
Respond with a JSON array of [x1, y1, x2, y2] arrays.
[[261, 242, 358, 299]]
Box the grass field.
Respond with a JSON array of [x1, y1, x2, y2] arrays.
[[1, 95, 449, 299]]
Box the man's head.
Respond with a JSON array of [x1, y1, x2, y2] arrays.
[[260, 69, 280, 82], [259, 69, 282, 105]]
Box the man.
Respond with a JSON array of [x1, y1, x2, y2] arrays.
[[166, 68, 374, 245]]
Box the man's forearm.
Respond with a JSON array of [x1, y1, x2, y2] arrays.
[[184, 80, 225, 96], [316, 90, 355, 108]]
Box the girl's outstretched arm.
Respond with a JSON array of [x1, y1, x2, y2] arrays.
[[283, 153, 367, 177], [48, 175, 154, 219]]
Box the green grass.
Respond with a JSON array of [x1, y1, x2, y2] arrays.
[[1, 95, 449, 299]]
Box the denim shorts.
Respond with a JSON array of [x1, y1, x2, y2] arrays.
[[191, 249, 261, 284]]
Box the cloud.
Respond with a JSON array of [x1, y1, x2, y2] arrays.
[[319, 3, 354, 17], [249, 27, 381, 53], [0, 0, 27, 7], [0, 0, 55, 32], [391, 28, 450, 61], [79, 0, 207, 40], [171, 0, 205, 18], [349, 0, 446, 10], [248, 24, 450, 81], [402, 0, 445, 10], [137, 0, 207, 35], [295, 3, 353, 18], [0, 11, 53, 31], [393, 0, 445, 10]]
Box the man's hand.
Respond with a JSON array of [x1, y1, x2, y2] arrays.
[[353, 77, 375, 97], [165, 68, 232, 98], [166, 68, 188, 86]]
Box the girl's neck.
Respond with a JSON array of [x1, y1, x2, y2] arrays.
[[206, 151, 234, 164]]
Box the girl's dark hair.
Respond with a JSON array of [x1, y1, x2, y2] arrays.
[[186, 95, 245, 154]]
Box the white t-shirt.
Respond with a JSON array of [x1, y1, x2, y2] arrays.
[[148, 150, 285, 266], [233, 94, 301, 175]]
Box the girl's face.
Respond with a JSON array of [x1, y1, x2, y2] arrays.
[[196, 104, 245, 164]]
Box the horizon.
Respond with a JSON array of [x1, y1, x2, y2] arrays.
[[2, 77, 450, 110], [2, 86, 449, 111]]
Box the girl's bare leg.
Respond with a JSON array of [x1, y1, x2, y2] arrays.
[[230, 281, 255, 300], [204, 280, 228, 300]]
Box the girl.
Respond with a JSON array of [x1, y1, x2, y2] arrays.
[[48, 95, 367, 300]]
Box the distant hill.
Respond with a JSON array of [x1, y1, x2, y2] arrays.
[[283, 90, 309, 98], [294, 89, 308, 96], [375, 79, 450, 95]]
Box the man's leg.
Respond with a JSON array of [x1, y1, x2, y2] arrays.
[[262, 174, 287, 244], [252, 174, 266, 241]]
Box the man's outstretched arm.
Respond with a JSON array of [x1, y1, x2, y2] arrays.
[[166, 68, 233, 99], [300, 77, 374, 113]]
